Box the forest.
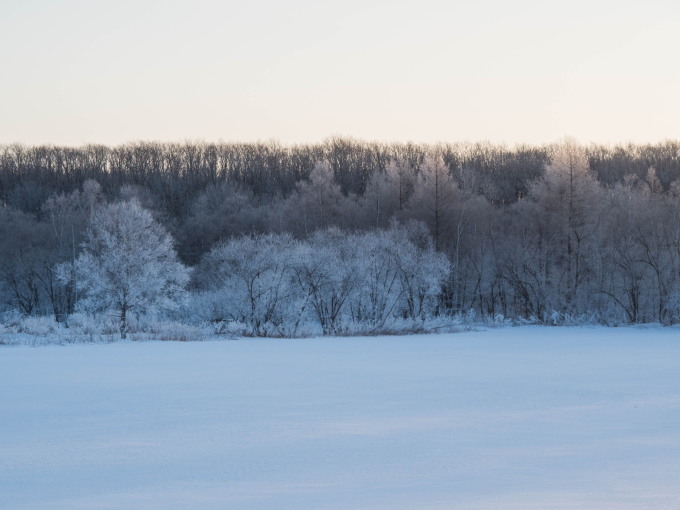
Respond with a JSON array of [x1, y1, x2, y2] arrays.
[[2, 137, 680, 336]]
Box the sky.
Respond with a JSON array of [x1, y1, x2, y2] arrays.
[[1, 0, 679, 146]]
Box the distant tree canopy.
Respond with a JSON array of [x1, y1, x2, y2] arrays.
[[3, 139, 680, 215]]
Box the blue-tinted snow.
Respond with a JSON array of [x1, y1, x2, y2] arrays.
[[2, 326, 680, 509]]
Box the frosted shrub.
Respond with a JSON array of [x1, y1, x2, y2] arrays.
[[148, 321, 206, 342], [547, 310, 562, 325], [546, 311, 600, 326], [664, 287, 680, 325], [66, 313, 101, 335], [344, 316, 427, 336], [208, 320, 249, 337], [18, 316, 61, 336], [465, 309, 477, 323], [62, 313, 121, 340], [183, 291, 229, 324], [2, 310, 23, 333]]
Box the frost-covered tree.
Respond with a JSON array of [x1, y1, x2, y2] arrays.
[[597, 183, 650, 323], [389, 222, 450, 320], [0, 208, 51, 315], [630, 192, 680, 324], [41, 179, 103, 321], [291, 228, 359, 335], [279, 160, 353, 235], [195, 233, 300, 336], [359, 159, 415, 229], [348, 231, 403, 327], [62, 199, 189, 337], [348, 223, 449, 326], [521, 140, 603, 315]]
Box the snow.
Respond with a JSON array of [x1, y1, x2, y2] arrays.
[[2, 326, 680, 509]]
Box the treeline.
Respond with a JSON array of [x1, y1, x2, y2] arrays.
[[3, 138, 680, 331], [5, 138, 680, 213], [0, 138, 547, 215]]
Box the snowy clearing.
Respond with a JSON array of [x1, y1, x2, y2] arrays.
[[2, 326, 680, 509]]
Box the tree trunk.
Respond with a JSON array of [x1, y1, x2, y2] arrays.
[[120, 304, 128, 339]]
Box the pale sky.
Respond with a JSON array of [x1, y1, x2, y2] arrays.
[[2, 0, 679, 146]]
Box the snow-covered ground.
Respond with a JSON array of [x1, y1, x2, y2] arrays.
[[2, 326, 680, 509]]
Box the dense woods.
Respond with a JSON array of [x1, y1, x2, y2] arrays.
[[3, 137, 680, 334]]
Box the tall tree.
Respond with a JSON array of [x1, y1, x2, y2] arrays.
[[406, 155, 459, 251], [62, 199, 190, 337], [528, 140, 603, 314]]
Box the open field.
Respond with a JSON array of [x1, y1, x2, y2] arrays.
[[2, 326, 680, 509]]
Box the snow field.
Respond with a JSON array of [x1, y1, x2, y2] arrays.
[[2, 326, 680, 509]]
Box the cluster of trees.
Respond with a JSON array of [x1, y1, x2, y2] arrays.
[[3, 137, 680, 335], [40, 198, 447, 337], [193, 224, 448, 336]]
